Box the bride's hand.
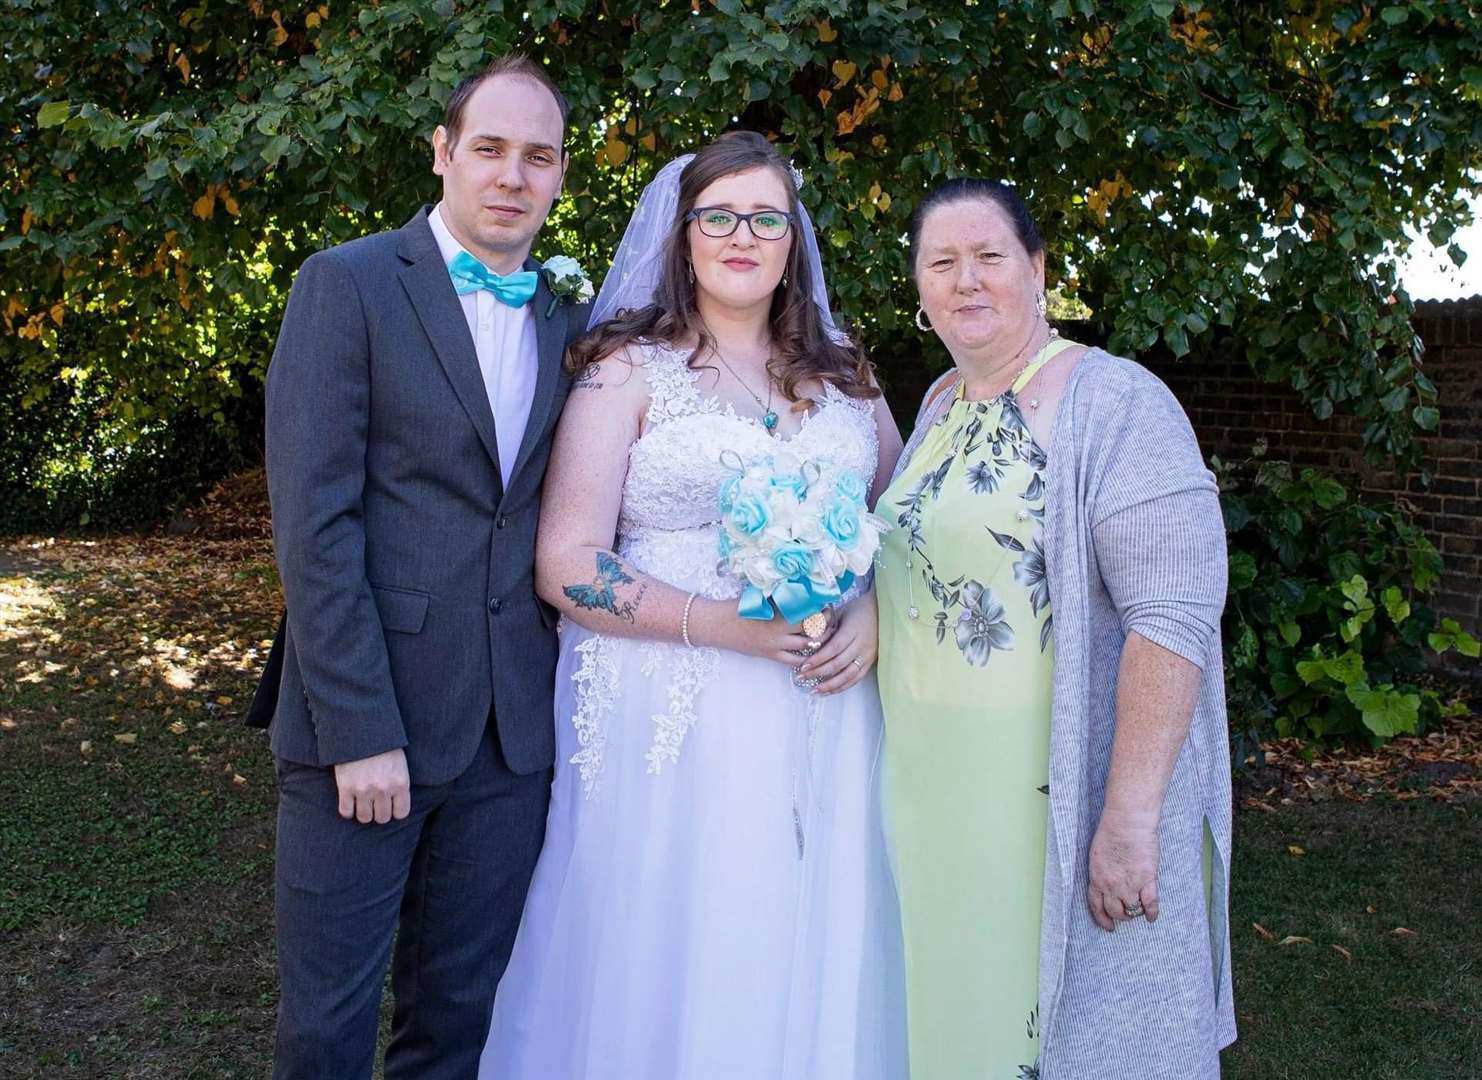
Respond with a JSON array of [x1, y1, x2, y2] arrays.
[[692, 599, 834, 665], [797, 591, 878, 695]]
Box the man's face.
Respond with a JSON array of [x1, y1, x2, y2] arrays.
[[432, 74, 567, 273]]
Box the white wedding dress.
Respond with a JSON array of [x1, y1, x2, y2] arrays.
[[479, 340, 907, 1080]]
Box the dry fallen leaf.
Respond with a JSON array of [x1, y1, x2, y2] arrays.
[[79, 740, 92, 754], [1390, 927, 1417, 937], [231, 774, 248, 787], [169, 720, 188, 735], [113, 732, 138, 745], [1253, 922, 1276, 942], [1278, 935, 1313, 946], [1288, 845, 1306, 857], [1331, 945, 1353, 961]]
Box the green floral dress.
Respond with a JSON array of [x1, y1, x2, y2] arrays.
[[876, 344, 1071, 1079]]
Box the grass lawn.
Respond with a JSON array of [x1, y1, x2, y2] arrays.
[[2, 536, 1479, 1078]]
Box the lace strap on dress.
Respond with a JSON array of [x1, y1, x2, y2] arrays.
[[637, 339, 705, 429]]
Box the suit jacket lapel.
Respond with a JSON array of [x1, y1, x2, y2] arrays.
[[396, 209, 503, 487], [509, 258, 565, 486]]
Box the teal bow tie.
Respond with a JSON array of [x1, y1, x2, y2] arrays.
[[447, 251, 539, 307]]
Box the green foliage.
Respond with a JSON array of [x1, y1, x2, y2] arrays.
[[2, 0, 1479, 464], [0, 328, 255, 533], [1219, 457, 1452, 744]]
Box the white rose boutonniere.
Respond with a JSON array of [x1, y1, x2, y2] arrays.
[[541, 255, 595, 318]]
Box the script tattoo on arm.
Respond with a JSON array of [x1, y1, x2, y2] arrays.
[[563, 552, 647, 623], [572, 362, 604, 392]]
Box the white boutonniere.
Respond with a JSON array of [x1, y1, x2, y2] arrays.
[[541, 255, 594, 318]]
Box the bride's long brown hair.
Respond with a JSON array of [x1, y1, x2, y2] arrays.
[[568, 132, 879, 405]]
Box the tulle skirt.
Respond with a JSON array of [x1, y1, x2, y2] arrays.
[[479, 622, 908, 1079]]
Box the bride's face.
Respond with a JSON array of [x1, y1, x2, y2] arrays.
[[686, 166, 795, 312]]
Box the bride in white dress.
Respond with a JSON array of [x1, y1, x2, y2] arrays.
[[479, 132, 908, 1079]]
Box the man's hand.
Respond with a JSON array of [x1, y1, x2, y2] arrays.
[[333, 748, 411, 824]]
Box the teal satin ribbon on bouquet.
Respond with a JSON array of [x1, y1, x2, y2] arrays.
[[447, 251, 539, 307], [738, 571, 855, 624]]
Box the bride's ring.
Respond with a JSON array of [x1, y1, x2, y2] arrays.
[[1123, 901, 1145, 918], [850, 658, 864, 669]]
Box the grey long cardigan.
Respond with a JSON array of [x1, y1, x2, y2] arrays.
[[894, 348, 1235, 1078]]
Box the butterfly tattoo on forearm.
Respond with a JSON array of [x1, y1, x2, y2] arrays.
[[563, 552, 647, 624]]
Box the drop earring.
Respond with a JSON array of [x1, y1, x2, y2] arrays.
[[915, 306, 932, 332]]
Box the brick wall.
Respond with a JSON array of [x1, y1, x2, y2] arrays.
[[1142, 297, 1481, 658]]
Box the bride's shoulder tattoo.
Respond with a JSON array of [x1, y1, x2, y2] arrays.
[[572, 362, 604, 391]]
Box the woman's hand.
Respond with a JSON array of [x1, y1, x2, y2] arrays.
[[692, 598, 834, 665], [797, 591, 878, 695], [1087, 808, 1161, 931]]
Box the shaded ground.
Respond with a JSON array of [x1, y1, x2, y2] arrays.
[[2, 536, 1478, 1078], [1, 537, 280, 1078]]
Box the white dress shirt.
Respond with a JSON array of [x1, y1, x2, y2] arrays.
[[428, 203, 539, 488]]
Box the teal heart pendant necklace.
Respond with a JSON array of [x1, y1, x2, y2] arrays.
[[708, 338, 780, 435]]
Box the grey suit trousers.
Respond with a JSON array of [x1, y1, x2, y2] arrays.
[[273, 723, 549, 1080]]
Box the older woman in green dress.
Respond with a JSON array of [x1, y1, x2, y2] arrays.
[[873, 179, 1234, 1078]]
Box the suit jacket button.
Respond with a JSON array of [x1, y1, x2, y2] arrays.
[[488, 597, 503, 614], [496, 515, 508, 529]]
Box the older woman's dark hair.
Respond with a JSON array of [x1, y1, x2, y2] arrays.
[[907, 179, 1044, 272], [570, 131, 878, 404]]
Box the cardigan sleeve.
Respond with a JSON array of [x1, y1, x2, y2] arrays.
[[1087, 374, 1227, 669]]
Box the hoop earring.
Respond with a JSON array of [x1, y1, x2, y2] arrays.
[[1035, 292, 1047, 318], [915, 305, 932, 332]]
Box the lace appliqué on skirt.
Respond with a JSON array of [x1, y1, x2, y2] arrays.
[[569, 635, 620, 799], [641, 641, 721, 775]]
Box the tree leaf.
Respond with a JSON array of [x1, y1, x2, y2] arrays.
[[1380, 385, 1410, 413], [261, 134, 293, 165], [37, 100, 71, 128]]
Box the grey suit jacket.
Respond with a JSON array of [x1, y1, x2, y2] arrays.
[[260, 207, 589, 784]]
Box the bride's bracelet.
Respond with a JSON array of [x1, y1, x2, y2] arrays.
[[681, 591, 698, 648]]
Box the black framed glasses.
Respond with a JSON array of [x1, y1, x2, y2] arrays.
[[685, 207, 795, 241]]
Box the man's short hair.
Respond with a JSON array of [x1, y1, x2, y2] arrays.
[[441, 54, 570, 150]]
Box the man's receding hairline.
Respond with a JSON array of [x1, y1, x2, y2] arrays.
[[446, 72, 566, 147]]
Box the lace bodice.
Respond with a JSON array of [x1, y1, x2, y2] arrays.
[[615, 340, 880, 600]]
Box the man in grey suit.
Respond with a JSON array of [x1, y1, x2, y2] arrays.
[[257, 55, 589, 1079]]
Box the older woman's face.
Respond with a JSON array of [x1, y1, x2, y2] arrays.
[[914, 198, 1045, 360]]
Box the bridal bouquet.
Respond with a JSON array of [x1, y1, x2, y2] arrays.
[[717, 451, 886, 628]]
